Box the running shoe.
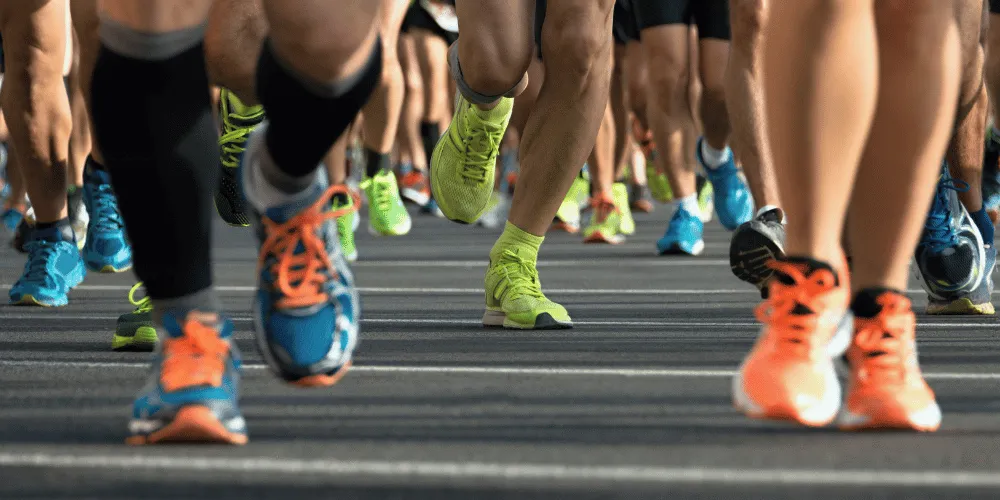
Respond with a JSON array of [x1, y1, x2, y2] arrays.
[[983, 128, 1000, 224], [552, 176, 588, 233], [730, 207, 787, 297], [399, 169, 432, 206], [839, 292, 941, 431], [431, 94, 512, 223], [216, 88, 265, 227], [421, 198, 445, 218], [583, 194, 624, 244], [127, 312, 247, 445], [241, 124, 360, 387], [68, 189, 89, 251], [612, 183, 635, 236], [1, 206, 24, 234], [697, 138, 753, 231], [83, 167, 132, 273], [733, 257, 852, 427], [332, 191, 358, 263], [696, 174, 715, 223], [9, 225, 86, 307], [646, 163, 673, 203], [629, 183, 655, 214], [656, 206, 705, 256], [11, 216, 30, 254], [360, 169, 412, 236], [915, 163, 988, 314], [112, 282, 158, 352], [484, 246, 572, 329], [477, 191, 510, 230]]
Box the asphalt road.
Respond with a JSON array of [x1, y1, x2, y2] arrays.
[[2, 205, 1000, 500]]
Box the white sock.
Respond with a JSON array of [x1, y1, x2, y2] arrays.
[[676, 194, 699, 214], [244, 152, 318, 212], [700, 141, 732, 169]]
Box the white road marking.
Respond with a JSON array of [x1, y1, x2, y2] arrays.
[[348, 259, 730, 268], [0, 452, 999, 487], [0, 359, 996, 380]]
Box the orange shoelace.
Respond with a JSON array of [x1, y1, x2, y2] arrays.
[[755, 260, 840, 347], [257, 185, 360, 309], [851, 294, 914, 384], [160, 319, 229, 392]]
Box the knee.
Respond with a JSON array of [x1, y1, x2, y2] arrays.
[[876, 0, 953, 51], [730, 0, 766, 56], [542, 9, 612, 86], [645, 52, 687, 111], [458, 34, 533, 95]]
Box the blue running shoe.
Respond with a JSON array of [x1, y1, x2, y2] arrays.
[[696, 138, 754, 231], [916, 162, 988, 314], [1, 206, 24, 233], [83, 167, 132, 273], [240, 123, 360, 387], [127, 313, 247, 445], [656, 206, 705, 256], [9, 225, 85, 307], [983, 129, 1000, 221]]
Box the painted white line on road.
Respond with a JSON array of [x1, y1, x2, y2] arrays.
[[4, 314, 997, 330], [0, 359, 997, 380], [0, 452, 999, 487], [348, 259, 730, 268]]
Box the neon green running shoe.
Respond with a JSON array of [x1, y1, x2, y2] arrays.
[[333, 192, 358, 262], [483, 247, 572, 329], [696, 174, 715, 223], [646, 161, 673, 203], [361, 169, 412, 236], [112, 282, 157, 352], [583, 195, 625, 244], [612, 183, 635, 235], [431, 95, 513, 223], [216, 88, 265, 227]]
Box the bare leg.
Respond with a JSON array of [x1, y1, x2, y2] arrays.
[[398, 31, 428, 172], [361, 0, 410, 164]]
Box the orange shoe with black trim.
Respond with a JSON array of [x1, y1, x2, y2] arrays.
[[838, 291, 941, 431], [127, 312, 247, 445], [733, 257, 853, 426]]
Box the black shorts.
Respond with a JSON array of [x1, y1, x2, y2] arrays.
[[534, 0, 546, 59], [991, 0, 1000, 14], [633, 0, 731, 40], [0, 31, 5, 74], [402, 1, 459, 46], [613, 0, 640, 45]]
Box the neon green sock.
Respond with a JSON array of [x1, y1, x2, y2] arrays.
[[490, 222, 543, 261]]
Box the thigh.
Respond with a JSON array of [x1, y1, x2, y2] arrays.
[[0, 0, 67, 81], [99, 0, 212, 31]]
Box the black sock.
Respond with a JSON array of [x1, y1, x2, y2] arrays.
[[851, 287, 905, 319], [365, 148, 391, 178], [66, 185, 83, 222], [85, 155, 107, 172], [32, 218, 74, 244], [256, 38, 382, 178], [90, 43, 218, 300], [419, 121, 440, 170]]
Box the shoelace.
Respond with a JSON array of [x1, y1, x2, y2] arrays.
[[160, 319, 229, 392], [459, 115, 502, 184], [494, 249, 545, 301], [851, 294, 914, 384], [921, 168, 969, 253], [21, 240, 62, 285], [88, 183, 125, 232], [258, 186, 359, 309], [128, 282, 153, 314], [219, 126, 253, 169], [754, 261, 839, 347], [360, 174, 396, 213]]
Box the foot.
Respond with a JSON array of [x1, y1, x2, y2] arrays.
[[9, 225, 85, 307], [127, 312, 246, 445], [82, 167, 132, 273], [583, 194, 625, 244], [241, 124, 360, 387], [696, 138, 753, 231], [332, 190, 359, 263], [733, 258, 852, 427], [612, 183, 635, 236], [215, 88, 265, 227], [696, 174, 714, 224], [361, 169, 412, 236], [399, 169, 432, 206], [730, 207, 787, 297], [431, 95, 513, 223], [656, 206, 705, 256], [982, 128, 1000, 224], [839, 292, 941, 432], [112, 282, 158, 352], [628, 183, 655, 214], [484, 246, 572, 330]]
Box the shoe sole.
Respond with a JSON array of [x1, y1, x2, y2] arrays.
[[549, 221, 580, 234], [127, 405, 247, 445], [926, 298, 996, 315], [730, 225, 785, 288], [111, 326, 159, 352], [401, 188, 430, 207], [10, 294, 64, 307], [583, 231, 625, 245], [290, 361, 353, 388], [368, 218, 412, 237], [657, 240, 705, 256], [92, 264, 132, 274], [482, 310, 573, 330]]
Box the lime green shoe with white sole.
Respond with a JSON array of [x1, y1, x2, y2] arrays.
[[612, 183, 635, 235], [484, 246, 572, 330], [111, 282, 157, 352], [431, 95, 514, 223], [333, 193, 359, 262], [361, 169, 412, 236]]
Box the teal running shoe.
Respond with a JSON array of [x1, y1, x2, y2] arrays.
[[83, 167, 132, 273], [9, 225, 85, 307]]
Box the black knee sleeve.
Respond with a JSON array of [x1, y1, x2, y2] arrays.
[[90, 43, 218, 299], [256, 38, 382, 178]]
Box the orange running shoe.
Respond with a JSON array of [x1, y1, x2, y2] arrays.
[[733, 258, 853, 427], [838, 291, 941, 431], [399, 169, 431, 206]]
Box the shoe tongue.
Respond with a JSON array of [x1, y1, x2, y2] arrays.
[[162, 311, 231, 340], [264, 184, 325, 224]]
